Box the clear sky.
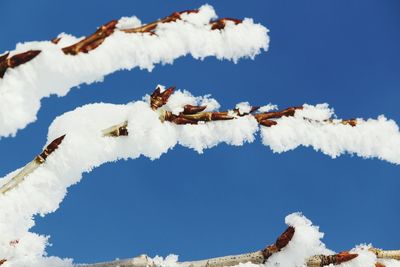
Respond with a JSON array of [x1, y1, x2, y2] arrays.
[[0, 0, 399, 264]]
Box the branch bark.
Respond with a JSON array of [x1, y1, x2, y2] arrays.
[[76, 226, 399, 267]]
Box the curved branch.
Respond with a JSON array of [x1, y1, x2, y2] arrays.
[[0, 9, 243, 78], [0, 86, 357, 196]]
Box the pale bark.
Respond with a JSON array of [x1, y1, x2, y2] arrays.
[[78, 249, 400, 267], [0, 122, 127, 195]]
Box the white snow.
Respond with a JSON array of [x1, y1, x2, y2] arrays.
[[0, 4, 269, 138], [0, 89, 399, 266], [261, 105, 400, 164]]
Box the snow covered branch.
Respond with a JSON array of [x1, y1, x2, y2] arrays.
[[0, 4, 269, 138], [75, 223, 400, 267], [77, 248, 400, 267], [0, 86, 363, 196], [0, 86, 399, 266]]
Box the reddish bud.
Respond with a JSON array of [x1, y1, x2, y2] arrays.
[[333, 251, 358, 264], [62, 20, 117, 55], [259, 119, 277, 127], [51, 37, 62, 44], [211, 18, 243, 30], [275, 226, 295, 250], [250, 106, 260, 113], [211, 112, 234, 121], [342, 119, 357, 127], [36, 134, 66, 163], [178, 9, 199, 15], [150, 86, 175, 110], [0, 50, 41, 78], [8, 50, 41, 68], [183, 105, 207, 114]]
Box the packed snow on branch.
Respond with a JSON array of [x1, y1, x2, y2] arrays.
[[0, 88, 399, 266], [0, 4, 269, 138]]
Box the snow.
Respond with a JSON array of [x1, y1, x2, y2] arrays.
[[0, 4, 269, 138], [0, 89, 399, 266], [261, 105, 400, 163]]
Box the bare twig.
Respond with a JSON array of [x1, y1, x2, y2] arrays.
[[0, 135, 65, 195], [0, 121, 128, 195], [76, 224, 399, 267], [370, 248, 400, 260], [76, 247, 399, 267]]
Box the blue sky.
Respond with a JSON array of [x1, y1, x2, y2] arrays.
[[1, 0, 399, 264]]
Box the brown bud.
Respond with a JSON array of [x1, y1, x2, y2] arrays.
[[259, 119, 277, 127], [275, 226, 295, 250], [0, 52, 10, 78], [150, 86, 175, 110], [8, 50, 41, 68], [334, 251, 358, 264], [0, 50, 41, 78], [51, 37, 62, 44], [183, 105, 207, 114], [210, 112, 234, 121], [376, 263, 386, 267], [250, 106, 260, 113], [0, 52, 9, 62], [36, 134, 66, 163], [62, 20, 118, 55], [320, 251, 358, 265], [122, 10, 198, 34], [341, 119, 357, 127], [211, 18, 243, 30], [178, 9, 199, 15], [280, 106, 303, 117], [261, 226, 295, 261], [0, 259, 6, 266]]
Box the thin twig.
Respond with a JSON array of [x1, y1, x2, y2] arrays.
[[76, 225, 399, 267], [0, 121, 128, 195]]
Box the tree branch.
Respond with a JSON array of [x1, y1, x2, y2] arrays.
[[76, 226, 398, 267], [0, 9, 243, 78], [0, 87, 396, 266], [0, 86, 357, 196]]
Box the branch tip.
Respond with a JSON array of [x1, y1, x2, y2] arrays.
[[211, 18, 243, 30], [262, 226, 295, 261], [150, 86, 175, 110], [62, 20, 118, 55], [36, 134, 66, 163], [0, 50, 41, 78]]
